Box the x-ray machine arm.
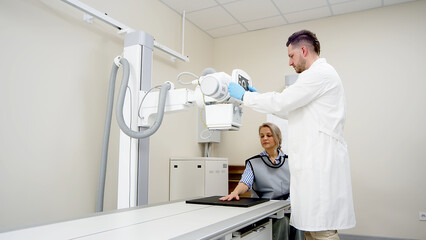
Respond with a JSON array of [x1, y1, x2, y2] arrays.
[[61, 0, 252, 212]]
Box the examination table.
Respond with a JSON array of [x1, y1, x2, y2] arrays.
[[0, 199, 290, 240]]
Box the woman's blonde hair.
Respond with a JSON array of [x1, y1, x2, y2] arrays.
[[258, 122, 282, 150]]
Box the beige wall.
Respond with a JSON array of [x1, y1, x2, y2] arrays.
[[1, 0, 426, 239], [0, 0, 212, 229], [213, 1, 426, 239]]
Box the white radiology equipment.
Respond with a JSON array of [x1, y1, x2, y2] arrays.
[[198, 69, 252, 130], [0, 200, 290, 240], [106, 54, 250, 211], [59, 0, 253, 212]]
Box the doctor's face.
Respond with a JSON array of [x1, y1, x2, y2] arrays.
[[288, 44, 307, 73], [259, 127, 276, 151]]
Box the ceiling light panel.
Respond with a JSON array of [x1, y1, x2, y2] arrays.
[[285, 6, 331, 23], [160, 0, 217, 13], [207, 24, 247, 38], [223, 0, 281, 22], [273, 0, 329, 14], [384, 0, 415, 6], [328, 0, 353, 4], [186, 6, 237, 30], [243, 15, 286, 31], [331, 0, 382, 15], [216, 0, 239, 4]]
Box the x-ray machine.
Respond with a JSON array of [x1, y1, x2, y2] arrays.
[[62, 0, 252, 212]]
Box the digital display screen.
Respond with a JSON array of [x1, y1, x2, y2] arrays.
[[238, 75, 249, 91]]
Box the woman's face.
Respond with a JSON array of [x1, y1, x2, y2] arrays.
[[259, 127, 276, 151]]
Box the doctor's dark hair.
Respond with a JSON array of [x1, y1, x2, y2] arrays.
[[286, 30, 321, 55], [259, 122, 282, 151]]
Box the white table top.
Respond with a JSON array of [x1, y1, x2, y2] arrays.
[[0, 200, 290, 240]]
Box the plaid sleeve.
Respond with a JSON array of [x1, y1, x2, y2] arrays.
[[239, 162, 254, 190]]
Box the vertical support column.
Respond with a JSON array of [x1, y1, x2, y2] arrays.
[[117, 31, 153, 209], [137, 34, 153, 205]]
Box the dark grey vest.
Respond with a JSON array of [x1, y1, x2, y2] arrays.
[[246, 154, 290, 200]]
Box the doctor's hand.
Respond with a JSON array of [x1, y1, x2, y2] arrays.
[[228, 82, 246, 101], [219, 192, 240, 201]]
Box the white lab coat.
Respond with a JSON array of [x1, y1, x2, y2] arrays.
[[244, 58, 356, 231]]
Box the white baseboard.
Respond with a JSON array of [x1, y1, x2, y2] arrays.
[[340, 234, 418, 240]]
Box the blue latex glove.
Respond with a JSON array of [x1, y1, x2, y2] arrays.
[[248, 85, 258, 93], [228, 82, 245, 100]]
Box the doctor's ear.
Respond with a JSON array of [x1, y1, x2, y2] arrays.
[[301, 46, 309, 57]]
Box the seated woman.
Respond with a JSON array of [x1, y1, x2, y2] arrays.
[[220, 122, 293, 240]]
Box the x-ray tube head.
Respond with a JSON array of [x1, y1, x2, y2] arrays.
[[199, 72, 231, 102]]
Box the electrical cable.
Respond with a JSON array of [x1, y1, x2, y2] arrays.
[[138, 85, 162, 119], [176, 71, 199, 85], [115, 58, 171, 139], [97, 57, 171, 212], [97, 60, 121, 212]]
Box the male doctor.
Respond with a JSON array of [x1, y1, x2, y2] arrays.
[[228, 30, 356, 240]]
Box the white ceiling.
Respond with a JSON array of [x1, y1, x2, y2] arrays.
[[159, 0, 416, 38]]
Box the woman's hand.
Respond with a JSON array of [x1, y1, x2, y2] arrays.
[[220, 182, 248, 201], [219, 191, 240, 201]]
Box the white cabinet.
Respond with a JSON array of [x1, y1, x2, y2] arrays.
[[169, 157, 228, 201]]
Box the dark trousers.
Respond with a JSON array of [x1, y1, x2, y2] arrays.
[[272, 214, 304, 240]]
